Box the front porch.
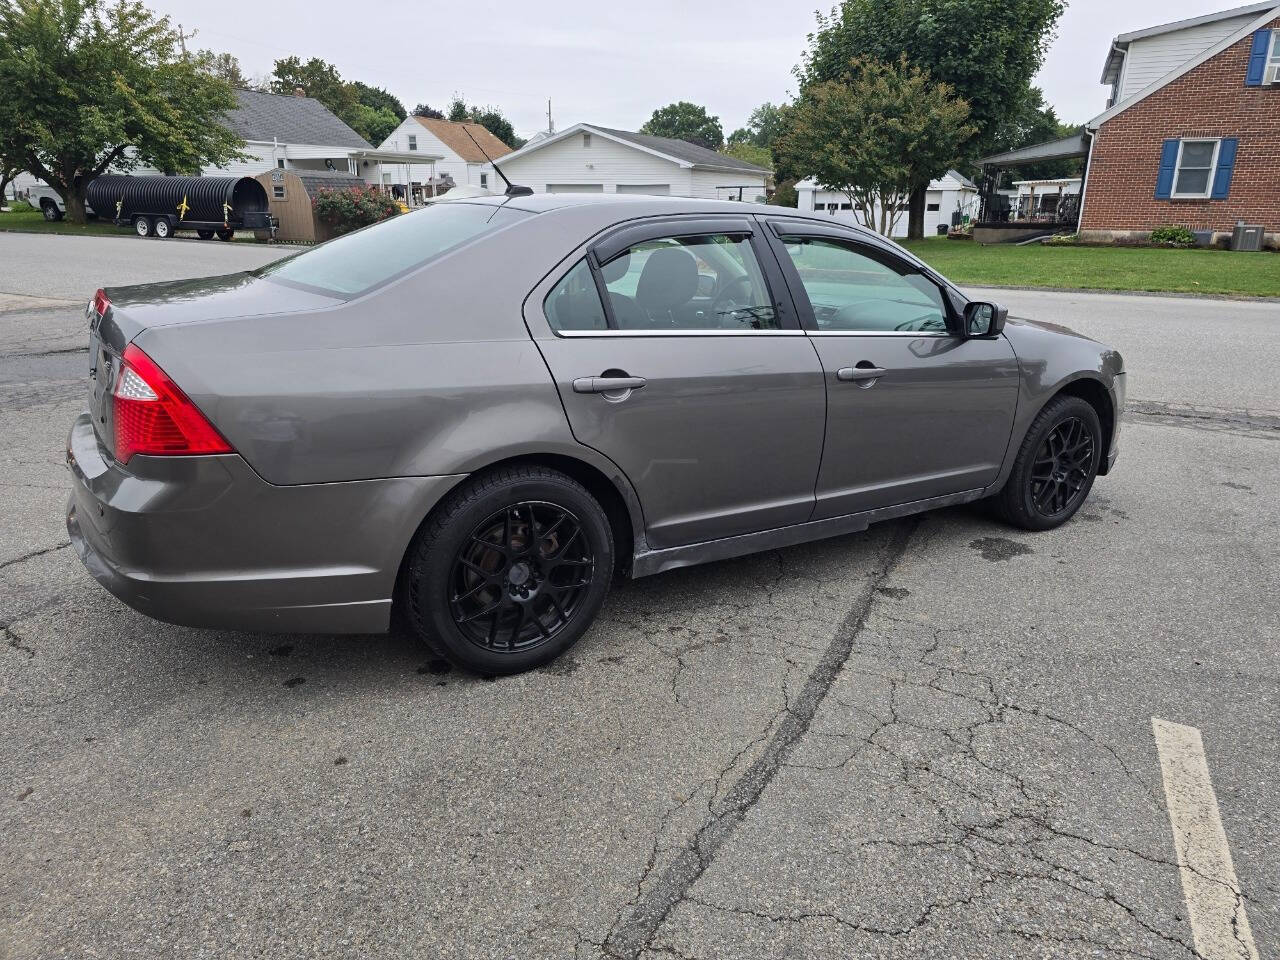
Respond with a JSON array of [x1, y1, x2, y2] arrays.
[[975, 133, 1090, 241]]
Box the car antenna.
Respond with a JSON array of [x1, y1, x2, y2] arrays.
[[460, 124, 533, 197]]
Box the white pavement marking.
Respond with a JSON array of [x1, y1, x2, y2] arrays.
[[1152, 718, 1260, 960]]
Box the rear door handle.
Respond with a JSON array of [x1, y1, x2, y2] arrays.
[[573, 376, 647, 394], [836, 366, 887, 382]]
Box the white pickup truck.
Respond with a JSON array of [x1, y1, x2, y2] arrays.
[[27, 184, 98, 222]]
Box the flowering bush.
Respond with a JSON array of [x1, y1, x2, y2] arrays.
[[312, 187, 401, 237]]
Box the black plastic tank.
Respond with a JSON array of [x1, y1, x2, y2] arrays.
[[87, 175, 270, 227]]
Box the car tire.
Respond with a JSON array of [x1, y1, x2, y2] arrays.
[[154, 218, 172, 239], [40, 200, 63, 222], [134, 216, 152, 238], [997, 394, 1102, 531], [196, 229, 215, 240], [405, 465, 614, 675], [216, 228, 234, 241]]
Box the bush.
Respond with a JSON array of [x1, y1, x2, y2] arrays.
[[1044, 232, 1080, 246], [1149, 225, 1196, 248], [312, 187, 401, 237]]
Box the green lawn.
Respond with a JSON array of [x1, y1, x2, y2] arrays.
[[899, 238, 1280, 298], [0, 202, 122, 237]]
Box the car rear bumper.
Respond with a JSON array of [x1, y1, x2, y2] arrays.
[[66, 412, 464, 634]]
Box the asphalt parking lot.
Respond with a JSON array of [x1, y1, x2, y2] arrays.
[[2, 231, 1277, 959]]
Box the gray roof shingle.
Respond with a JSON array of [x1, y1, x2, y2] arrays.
[[224, 89, 372, 150], [590, 126, 771, 174]]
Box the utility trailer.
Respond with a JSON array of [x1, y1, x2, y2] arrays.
[[86, 175, 273, 240]]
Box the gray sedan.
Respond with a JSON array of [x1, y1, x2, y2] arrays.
[[67, 194, 1125, 674]]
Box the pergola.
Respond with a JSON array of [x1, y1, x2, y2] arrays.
[[350, 148, 445, 207], [976, 132, 1091, 225]]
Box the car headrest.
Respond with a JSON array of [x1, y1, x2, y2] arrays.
[[600, 252, 631, 284], [635, 247, 698, 312]]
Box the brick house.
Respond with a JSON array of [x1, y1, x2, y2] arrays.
[[980, 2, 1280, 247]]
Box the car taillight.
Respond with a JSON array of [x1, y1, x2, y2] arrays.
[[112, 343, 233, 463], [92, 288, 110, 320]]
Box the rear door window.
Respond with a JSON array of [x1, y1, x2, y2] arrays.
[[258, 202, 531, 297]]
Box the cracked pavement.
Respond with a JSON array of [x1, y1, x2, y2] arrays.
[[1, 234, 1277, 958]]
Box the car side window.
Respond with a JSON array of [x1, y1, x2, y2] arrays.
[[545, 260, 608, 332], [777, 237, 949, 334], [600, 234, 779, 331]]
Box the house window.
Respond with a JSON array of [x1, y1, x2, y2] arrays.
[[480, 173, 488, 188], [273, 185, 285, 199], [926, 202, 941, 212], [276, 158, 285, 169], [408, 135, 417, 151], [1269, 31, 1280, 81], [583, 133, 592, 148], [1173, 139, 1220, 198]]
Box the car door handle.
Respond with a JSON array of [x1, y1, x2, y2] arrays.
[[573, 376, 647, 394], [836, 366, 887, 382]]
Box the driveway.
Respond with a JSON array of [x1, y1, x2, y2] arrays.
[[1, 233, 1276, 959]]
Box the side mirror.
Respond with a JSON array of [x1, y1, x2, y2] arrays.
[[964, 301, 1008, 337]]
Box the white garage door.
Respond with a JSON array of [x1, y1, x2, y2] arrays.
[[547, 184, 605, 193], [615, 184, 671, 196]]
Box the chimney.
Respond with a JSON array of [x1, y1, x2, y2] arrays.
[[293, 86, 305, 97]]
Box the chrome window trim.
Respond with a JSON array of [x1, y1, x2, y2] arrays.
[[806, 330, 954, 338], [553, 328, 808, 338]]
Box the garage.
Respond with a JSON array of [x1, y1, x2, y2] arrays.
[[615, 184, 672, 196]]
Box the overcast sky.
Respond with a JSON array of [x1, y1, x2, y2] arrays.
[[157, 0, 1258, 138]]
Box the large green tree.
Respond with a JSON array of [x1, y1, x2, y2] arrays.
[[775, 57, 974, 235], [728, 102, 786, 149], [196, 49, 247, 88], [991, 87, 1082, 181], [640, 102, 724, 151], [441, 96, 523, 149], [797, 0, 1064, 235], [268, 57, 408, 145], [0, 0, 245, 223]]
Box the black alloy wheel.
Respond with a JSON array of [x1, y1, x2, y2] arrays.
[[1030, 416, 1095, 518], [406, 465, 614, 674], [449, 501, 595, 653], [997, 394, 1102, 531]]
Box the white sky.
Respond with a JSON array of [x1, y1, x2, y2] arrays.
[[154, 0, 1262, 138]]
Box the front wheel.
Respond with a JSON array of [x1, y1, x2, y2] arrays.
[[134, 216, 152, 238], [996, 395, 1102, 531], [405, 466, 614, 675]]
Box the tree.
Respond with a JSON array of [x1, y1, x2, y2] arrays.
[[775, 57, 974, 236], [196, 50, 248, 88], [413, 103, 444, 119], [270, 56, 357, 115], [447, 97, 469, 122], [723, 141, 771, 169], [350, 81, 405, 122], [728, 102, 786, 149], [640, 102, 724, 151], [1, 161, 20, 202], [990, 87, 1082, 182], [797, 0, 1064, 236], [0, 0, 245, 223], [440, 96, 523, 148]]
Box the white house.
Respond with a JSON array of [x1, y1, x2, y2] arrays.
[[493, 123, 770, 200], [377, 116, 513, 194], [795, 170, 979, 237]]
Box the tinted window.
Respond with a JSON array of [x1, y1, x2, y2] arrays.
[[545, 260, 607, 332], [258, 203, 531, 297], [601, 234, 778, 331], [778, 238, 948, 333]]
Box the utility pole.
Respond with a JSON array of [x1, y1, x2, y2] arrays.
[[176, 23, 196, 59], [547, 99, 554, 135]]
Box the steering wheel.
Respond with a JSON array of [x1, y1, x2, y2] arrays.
[[712, 276, 755, 325], [895, 314, 948, 332]]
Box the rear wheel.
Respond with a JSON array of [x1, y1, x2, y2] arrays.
[[153, 218, 172, 239], [196, 229, 215, 240], [40, 200, 63, 222], [997, 395, 1102, 531], [216, 228, 234, 241], [406, 465, 614, 675], [134, 216, 152, 238]]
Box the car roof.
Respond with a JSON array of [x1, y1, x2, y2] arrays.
[[457, 191, 879, 236]]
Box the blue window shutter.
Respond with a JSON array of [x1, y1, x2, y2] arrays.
[[1155, 139, 1180, 199], [1246, 30, 1271, 86], [1211, 138, 1239, 199]]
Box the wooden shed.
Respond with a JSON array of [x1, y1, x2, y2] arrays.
[[253, 168, 368, 243]]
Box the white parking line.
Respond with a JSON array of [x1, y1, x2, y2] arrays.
[[1152, 718, 1260, 960]]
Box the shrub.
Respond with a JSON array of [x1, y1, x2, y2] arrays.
[[312, 187, 401, 237], [1149, 225, 1196, 248], [1044, 232, 1080, 246]]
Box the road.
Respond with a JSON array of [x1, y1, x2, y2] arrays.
[[1, 232, 1277, 959]]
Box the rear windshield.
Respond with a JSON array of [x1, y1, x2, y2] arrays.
[[257, 202, 532, 297]]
